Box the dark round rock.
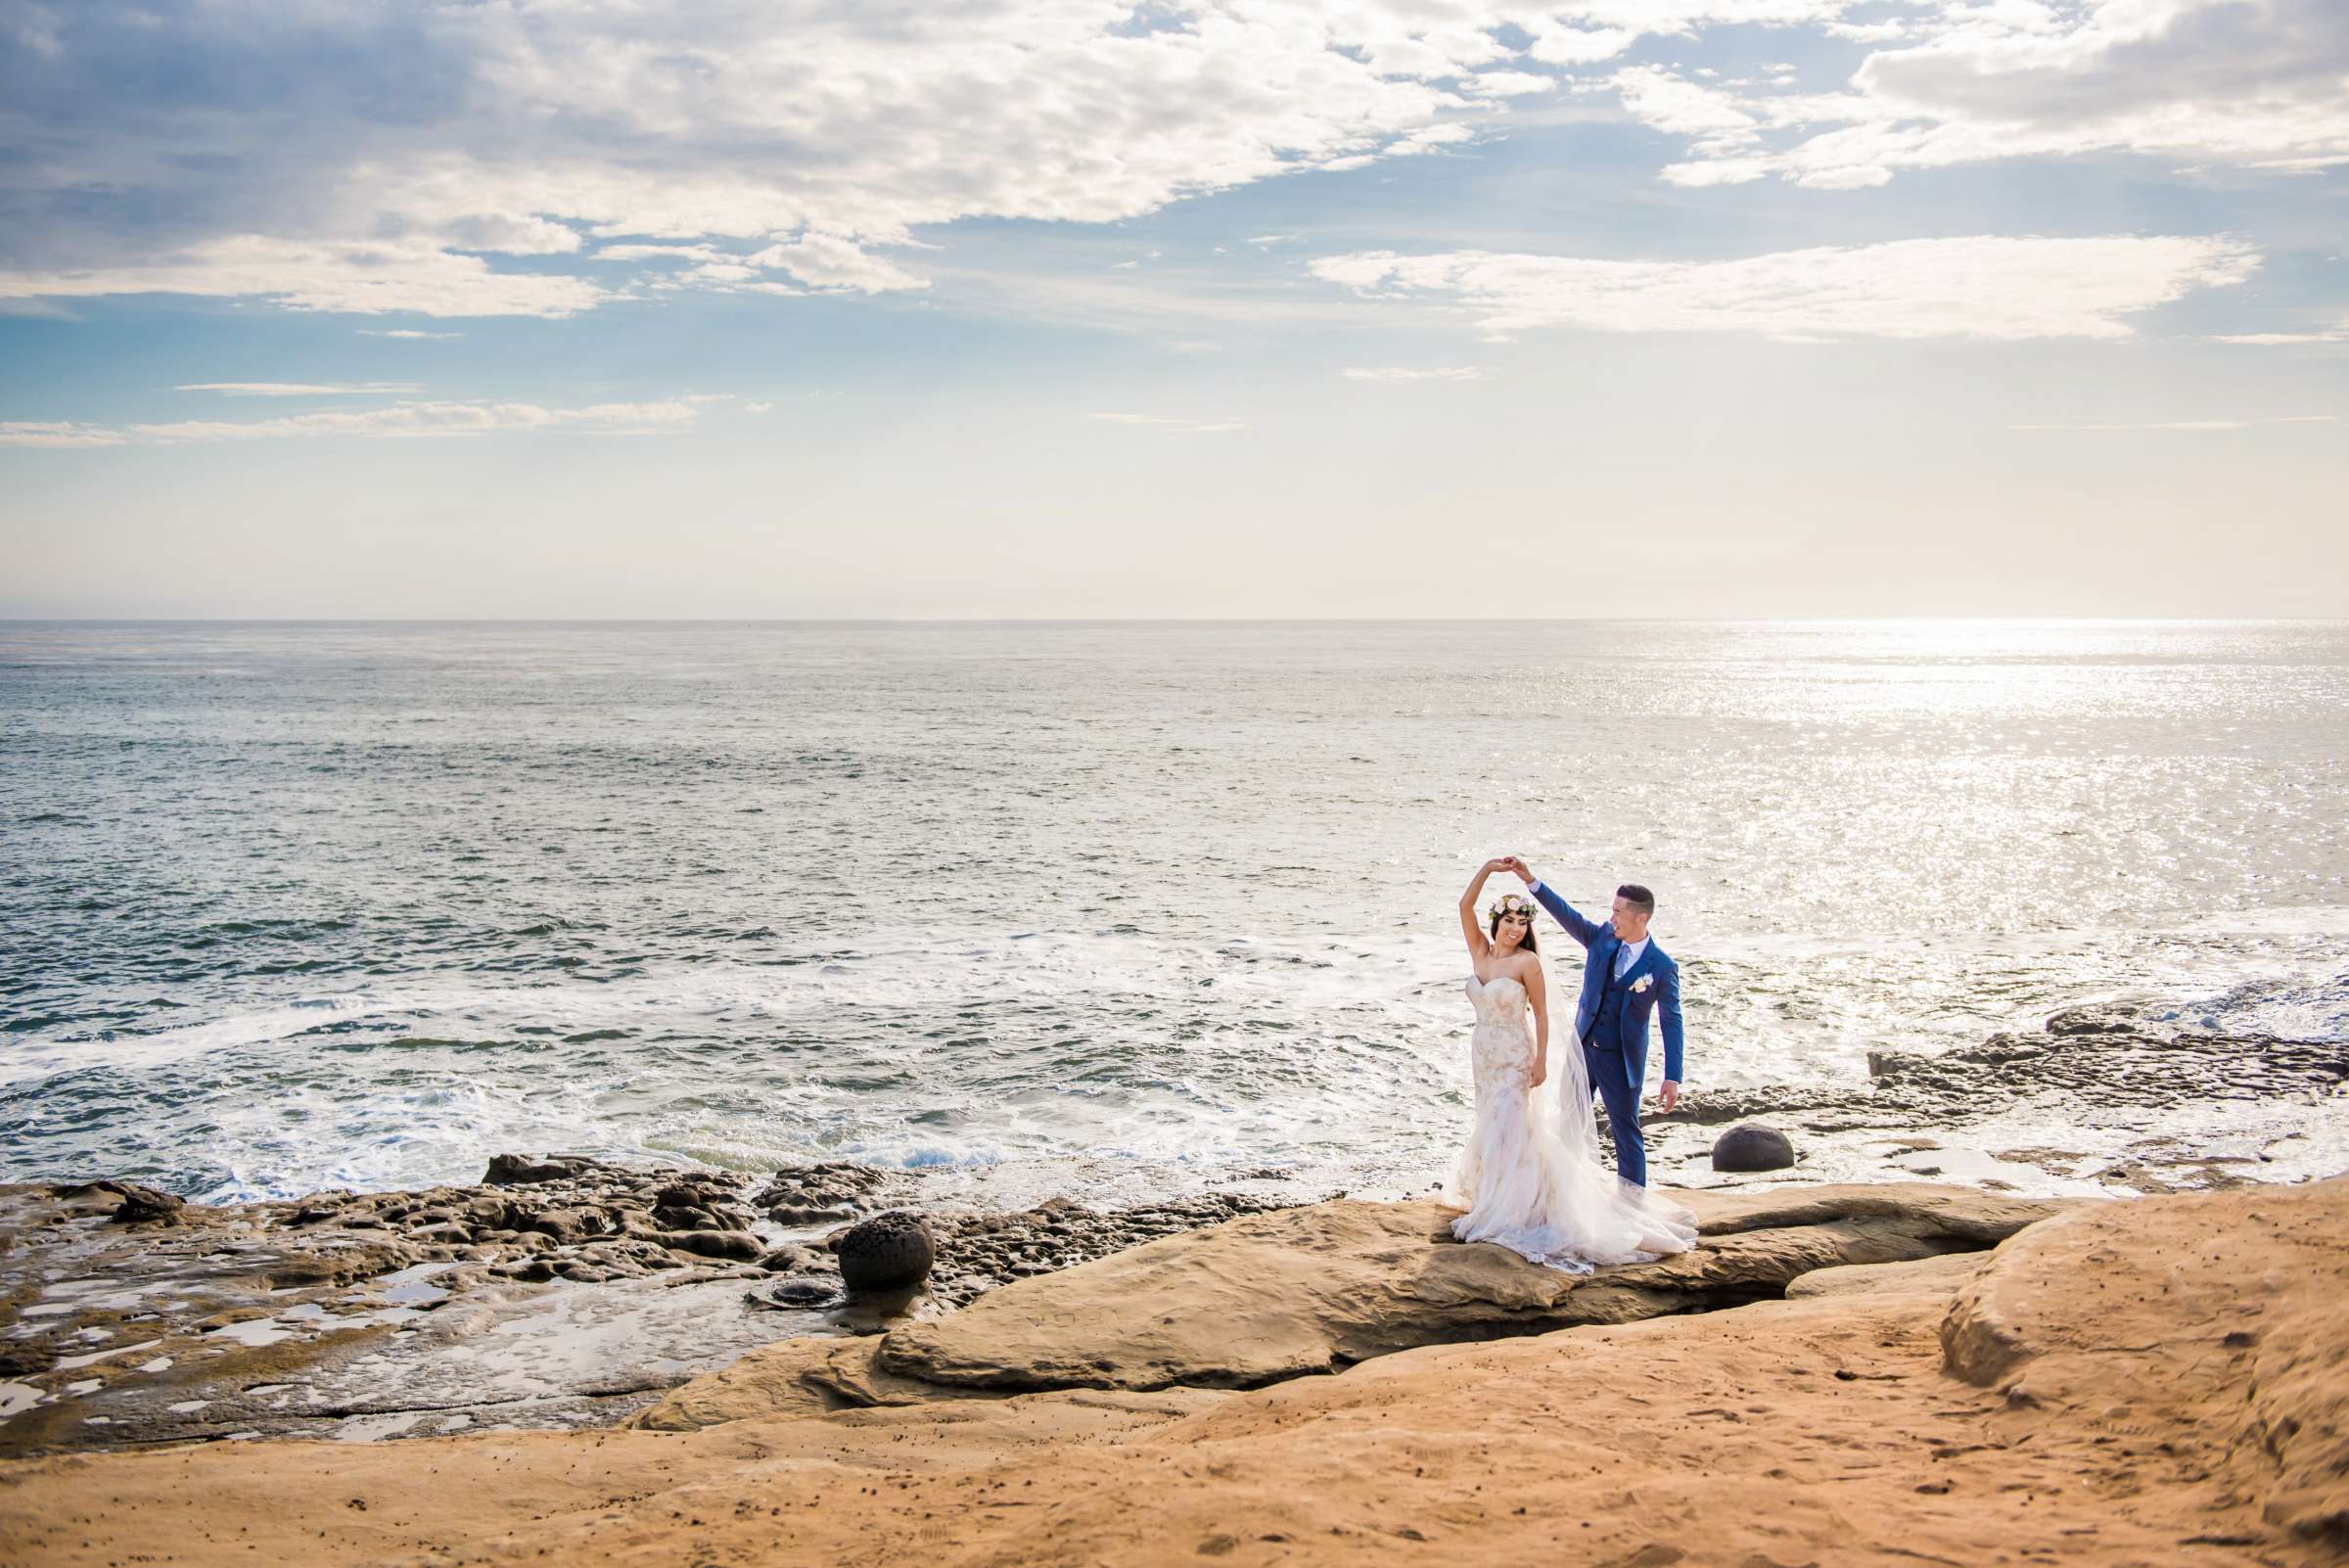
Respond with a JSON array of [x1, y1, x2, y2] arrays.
[[1711, 1123, 1797, 1173], [835, 1210, 935, 1293]]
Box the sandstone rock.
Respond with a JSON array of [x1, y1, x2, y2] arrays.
[[874, 1184, 2068, 1395], [519, 1207, 604, 1243], [668, 1229, 764, 1262], [1711, 1124, 1796, 1173], [0, 1343, 53, 1377], [837, 1211, 935, 1293], [911, 1191, 1292, 1308], [1940, 1175, 2349, 1545], [24, 1179, 2347, 1568], [483, 1153, 597, 1185], [1783, 1250, 1986, 1299], [752, 1162, 907, 1225], [47, 1178, 131, 1202], [111, 1184, 186, 1224], [755, 1243, 831, 1273]]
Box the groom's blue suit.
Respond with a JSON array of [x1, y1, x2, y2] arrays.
[[1526, 881, 1684, 1188]]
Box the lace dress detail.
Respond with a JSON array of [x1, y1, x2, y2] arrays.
[[1450, 973, 1699, 1272]]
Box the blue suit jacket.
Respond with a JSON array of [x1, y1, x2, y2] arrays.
[[1527, 882, 1684, 1091]]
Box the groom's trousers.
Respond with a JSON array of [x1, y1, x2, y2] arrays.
[[1581, 1042, 1646, 1187]]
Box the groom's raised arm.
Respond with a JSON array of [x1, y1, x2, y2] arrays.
[[1511, 861, 1605, 949]]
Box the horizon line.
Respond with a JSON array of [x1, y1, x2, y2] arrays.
[[2, 615, 2346, 627]]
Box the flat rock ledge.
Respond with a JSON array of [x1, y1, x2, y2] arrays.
[[633, 1181, 2067, 1430]]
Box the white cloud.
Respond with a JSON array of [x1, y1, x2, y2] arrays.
[[1526, 23, 1638, 65], [593, 244, 729, 263], [1341, 365, 1486, 381], [1464, 69, 1560, 97], [2213, 323, 2349, 345], [1, 3, 1570, 318], [2011, 414, 2338, 431], [0, 236, 607, 319], [0, 422, 127, 449], [1612, 65, 1760, 138], [1088, 412, 1245, 432], [6, 400, 704, 448], [744, 232, 933, 293], [1628, 0, 2349, 190], [175, 383, 422, 397], [7, 0, 2332, 327], [1310, 234, 2262, 340], [357, 329, 463, 340]]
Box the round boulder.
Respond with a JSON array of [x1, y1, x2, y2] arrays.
[[1711, 1123, 1797, 1173], [835, 1210, 936, 1293]]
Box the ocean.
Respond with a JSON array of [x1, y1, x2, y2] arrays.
[[4, 620, 2345, 1207]]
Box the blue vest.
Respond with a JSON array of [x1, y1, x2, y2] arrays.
[[1584, 955, 1629, 1049]]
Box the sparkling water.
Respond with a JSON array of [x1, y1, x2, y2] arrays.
[[3, 620, 2344, 1204]]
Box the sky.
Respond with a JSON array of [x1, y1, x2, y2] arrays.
[[1, 0, 2344, 619]]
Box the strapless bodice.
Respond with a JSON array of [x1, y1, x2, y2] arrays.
[[1467, 972, 1527, 1026]]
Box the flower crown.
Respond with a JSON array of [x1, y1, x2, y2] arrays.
[[1487, 893, 1537, 922]]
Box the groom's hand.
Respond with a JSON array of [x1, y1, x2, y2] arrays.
[[1503, 854, 1533, 885], [1657, 1080, 1681, 1114]]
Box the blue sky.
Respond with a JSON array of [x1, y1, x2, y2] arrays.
[[2, 0, 2343, 617]]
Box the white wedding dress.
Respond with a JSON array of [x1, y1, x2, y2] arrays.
[[1451, 973, 1699, 1271]]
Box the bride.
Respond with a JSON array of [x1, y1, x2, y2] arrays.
[[1450, 858, 1699, 1271]]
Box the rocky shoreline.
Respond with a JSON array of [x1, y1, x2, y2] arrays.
[[0, 1157, 1290, 1455], [1642, 1002, 2349, 1193], [2, 1000, 2341, 1464], [2, 1174, 2342, 1567]]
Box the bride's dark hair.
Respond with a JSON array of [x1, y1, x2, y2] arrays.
[[1489, 908, 1538, 954]]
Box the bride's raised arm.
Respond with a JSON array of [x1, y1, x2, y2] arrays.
[[1459, 858, 1503, 962]]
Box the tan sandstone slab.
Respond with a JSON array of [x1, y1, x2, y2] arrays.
[[10, 1178, 2340, 1568], [1785, 1249, 1990, 1300], [1942, 1174, 2349, 1545], [868, 1182, 2070, 1395]]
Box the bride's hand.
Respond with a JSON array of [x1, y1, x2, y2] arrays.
[[1529, 1057, 1547, 1087]]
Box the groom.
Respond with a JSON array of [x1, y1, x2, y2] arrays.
[[1502, 856, 1682, 1188]]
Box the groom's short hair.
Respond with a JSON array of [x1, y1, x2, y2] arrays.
[[1616, 883, 1655, 915]]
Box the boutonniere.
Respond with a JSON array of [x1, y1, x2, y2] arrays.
[[1632, 975, 1654, 994]]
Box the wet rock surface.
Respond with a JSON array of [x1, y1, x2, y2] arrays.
[[1655, 1005, 2349, 1191], [0, 1156, 1296, 1457], [751, 1163, 911, 1224], [0, 1156, 837, 1456]]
